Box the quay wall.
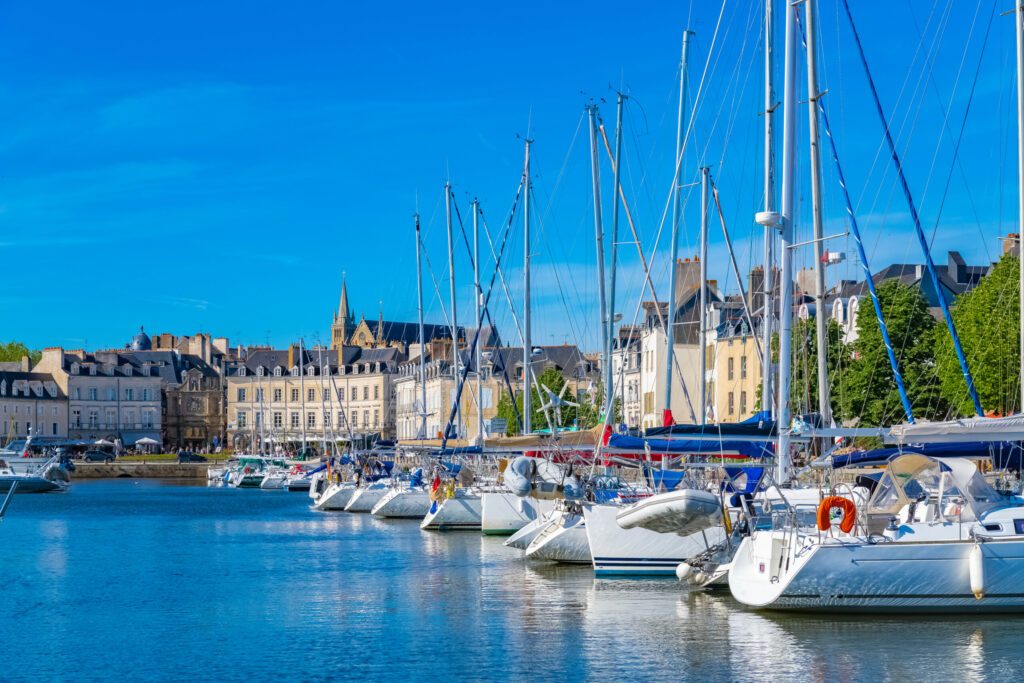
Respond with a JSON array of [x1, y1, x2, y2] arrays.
[[72, 462, 212, 479]]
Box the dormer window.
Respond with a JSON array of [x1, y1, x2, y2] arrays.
[[123, 366, 132, 376], [257, 367, 265, 377], [239, 366, 247, 377], [70, 363, 80, 375], [290, 367, 299, 377], [306, 366, 315, 377], [0, 380, 5, 396], [274, 367, 282, 377], [45, 383, 57, 398], [141, 365, 150, 377]]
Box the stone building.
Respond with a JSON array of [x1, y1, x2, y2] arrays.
[[225, 343, 402, 452], [0, 366, 68, 443]]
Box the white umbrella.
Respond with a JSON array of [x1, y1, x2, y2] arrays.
[[94, 439, 114, 446], [135, 437, 160, 446]]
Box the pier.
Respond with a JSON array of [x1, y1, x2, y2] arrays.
[[72, 462, 213, 479]]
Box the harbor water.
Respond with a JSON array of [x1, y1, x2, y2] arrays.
[[2, 480, 1020, 681]]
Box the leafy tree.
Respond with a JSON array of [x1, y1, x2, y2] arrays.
[[493, 366, 612, 434], [787, 317, 845, 417], [837, 280, 946, 426], [934, 254, 1019, 416], [0, 341, 40, 366]]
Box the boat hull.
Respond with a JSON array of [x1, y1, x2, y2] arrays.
[[420, 491, 482, 531], [730, 532, 1024, 613], [525, 508, 590, 564], [312, 483, 356, 511], [584, 503, 724, 577], [0, 476, 63, 494], [371, 487, 431, 518], [481, 491, 556, 535], [344, 483, 390, 512]]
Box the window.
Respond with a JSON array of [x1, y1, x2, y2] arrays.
[[239, 367, 247, 377], [273, 412, 283, 428], [75, 387, 81, 400], [273, 389, 282, 402], [373, 409, 379, 427], [257, 367, 265, 377], [255, 412, 262, 428], [89, 388, 97, 401], [727, 358, 734, 381], [337, 412, 345, 428], [106, 388, 116, 401], [363, 410, 369, 427], [308, 388, 315, 402], [142, 388, 151, 401], [72, 409, 81, 427], [741, 356, 748, 380], [307, 412, 316, 428], [362, 386, 368, 401], [323, 412, 331, 427], [740, 391, 747, 416], [338, 387, 345, 401], [125, 388, 134, 401], [290, 412, 299, 428], [373, 385, 379, 400], [52, 422, 58, 436], [728, 391, 735, 415], [237, 388, 247, 402], [274, 367, 282, 377], [142, 411, 154, 427]]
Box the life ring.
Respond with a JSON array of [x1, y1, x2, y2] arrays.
[[817, 496, 857, 533]]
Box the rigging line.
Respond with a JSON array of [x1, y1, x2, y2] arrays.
[[710, 177, 763, 364], [841, 0, 983, 418], [597, 121, 697, 422], [796, 8, 915, 424]]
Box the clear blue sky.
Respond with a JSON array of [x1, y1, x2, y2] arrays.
[[0, 0, 1016, 352]]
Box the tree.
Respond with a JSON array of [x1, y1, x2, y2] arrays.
[[934, 254, 1020, 417], [836, 280, 946, 426], [0, 341, 40, 366], [787, 317, 845, 418], [493, 366, 607, 434]]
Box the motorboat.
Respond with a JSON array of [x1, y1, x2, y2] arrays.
[[259, 468, 289, 490], [727, 453, 1011, 612], [0, 455, 70, 493]]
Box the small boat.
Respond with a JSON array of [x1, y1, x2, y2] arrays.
[[524, 500, 591, 564], [420, 486, 482, 531], [616, 488, 724, 535], [481, 489, 557, 536], [0, 456, 70, 494], [344, 481, 391, 512]]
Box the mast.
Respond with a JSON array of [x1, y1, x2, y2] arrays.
[[587, 104, 610, 424], [299, 337, 306, 452], [415, 213, 428, 440], [607, 93, 626, 418], [522, 140, 533, 435], [699, 166, 709, 423], [1017, 0, 1024, 414], [805, 0, 831, 429], [775, 0, 798, 483], [445, 182, 460, 439], [473, 199, 484, 444], [663, 29, 694, 426], [758, 0, 778, 419]]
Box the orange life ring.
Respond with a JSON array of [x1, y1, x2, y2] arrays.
[[817, 496, 857, 533]]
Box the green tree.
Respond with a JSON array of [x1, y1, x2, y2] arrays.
[[493, 367, 610, 434], [934, 254, 1020, 416], [0, 341, 40, 366], [837, 280, 945, 426], [787, 317, 845, 417]]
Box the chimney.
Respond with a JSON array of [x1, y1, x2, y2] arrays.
[[748, 266, 764, 311], [948, 251, 966, 285], [21, 355, 30, 372], [675, 257, 701, 302], [796, 268, 817, 297], [1004, 233, 1020, 257]]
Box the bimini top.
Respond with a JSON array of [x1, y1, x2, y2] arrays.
[[866, 454, 1004, 520], [890, 414, 1024, 444]]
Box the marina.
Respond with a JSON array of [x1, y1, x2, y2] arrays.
[[4, 478, 1023, 681]]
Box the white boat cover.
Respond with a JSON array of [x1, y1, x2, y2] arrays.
[[890, 415, 1024, 444]]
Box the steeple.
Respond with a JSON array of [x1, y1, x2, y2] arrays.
[[330, 273, 356, 351], [376, 300, 384, 346]]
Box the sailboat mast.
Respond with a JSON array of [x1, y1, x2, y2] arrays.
[[472, 199, 484, 444], [299, 337, 306, 452], [776, 0, 798, 483], [415, 214, 427, 440], [607, 93, 625, 417], [759, 0, 777, 419], [699, 166, 709, 424], [805, 0, 831, 429], [522, 140, 533, 435], [664, 29, 694, 426], [1017, 0, 1024, 413], [587, 105, 610, 423], [445, 182, 460, 439]]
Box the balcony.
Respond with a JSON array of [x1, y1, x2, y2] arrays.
[[70, 422, 159, 431]]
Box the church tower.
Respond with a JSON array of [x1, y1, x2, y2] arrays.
[[331, 276, 355, 350]]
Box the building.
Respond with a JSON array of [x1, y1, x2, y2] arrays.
[[225, 343, 402, 451], [33, 347, 163, 446], [706, 309, 763, 423], [0, 366, 68, 442], [610, 326, 642, 429]]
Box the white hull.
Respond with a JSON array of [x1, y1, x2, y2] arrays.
[[584, 503, 724, 577], [312, 483, 356, 511], [260, 474, 288, 490], [344, 483, 390, 512], [371, 487, 431, 518], [504, 513, 555, 550], [420, 491, 482, 531], [525, 507, 591, 564], [729, 531, 1024, 613], [481, 491, 556, 536]]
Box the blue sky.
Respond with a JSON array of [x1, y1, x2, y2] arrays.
[[0, 0, 1017, 353]]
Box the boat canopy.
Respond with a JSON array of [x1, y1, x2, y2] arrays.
[[607, 433, 773, 459], [866, 454, 1004, 520], [644, 411, 776, 439], [890, 415, 1024, 444], [722, 466, 767, 495], [832, 442, 1024, 469]]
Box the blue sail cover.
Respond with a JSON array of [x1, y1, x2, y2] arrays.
[[434, 446, 483, 457], [832, 442, 1024, 469], [643, 411, 777, 439], [607, 433, 773, 459]]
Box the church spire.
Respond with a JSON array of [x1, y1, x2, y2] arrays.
[[376, 300, 384, 345], [331, 272, 355, 351], [338, 273, 352, 324]]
